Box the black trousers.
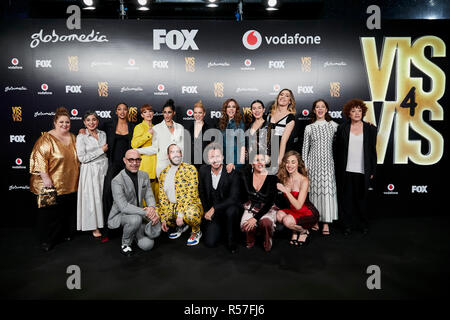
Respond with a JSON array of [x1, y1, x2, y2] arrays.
[[102, 161, 124, 236], [203, 205, 240, 248], [36, 192, 77, 245], [341, 172, 369, 230]]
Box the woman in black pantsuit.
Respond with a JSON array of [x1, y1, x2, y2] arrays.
[[100, 102, 135, 241], [335, 99, 377, 236]]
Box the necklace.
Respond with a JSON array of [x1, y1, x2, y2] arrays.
[[166, 122, 174, 129]]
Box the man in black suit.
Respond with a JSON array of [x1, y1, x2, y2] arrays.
[[199, 143, 241, 253]]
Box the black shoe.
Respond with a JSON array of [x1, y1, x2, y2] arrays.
[[121, 244, 134, 257], [343, 228, 351, 236], [40, 242, 53, 252], [298, 231, 310, 246], [228, 244, 238, 254]]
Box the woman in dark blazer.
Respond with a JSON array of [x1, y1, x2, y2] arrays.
[[335, 98, 377, 236], [187, 100, 212, 171]]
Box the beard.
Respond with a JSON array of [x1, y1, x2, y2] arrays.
[[169, 156, 182, 166]]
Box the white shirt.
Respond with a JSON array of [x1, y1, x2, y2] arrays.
[[137, 121, 184, 178], [164, 164, 179, 204], [346, 132, 364, 174], [211, 167, 223, 190]]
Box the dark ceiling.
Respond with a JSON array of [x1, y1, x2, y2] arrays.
[[2, 0, 449, 20]]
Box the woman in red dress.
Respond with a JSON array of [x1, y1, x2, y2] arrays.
[[276, 151, 319, 246]]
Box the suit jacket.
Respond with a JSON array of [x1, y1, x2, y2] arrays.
[[187, 122, 213, 168], [334, 120, 377, 197], [158, 162, 203, 221], [100, 119, 135, 165], [198, 165, 240, 213], [137, 120, 184, 178], [108, 169, 156, 229]]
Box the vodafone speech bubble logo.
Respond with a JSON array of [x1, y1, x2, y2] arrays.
[[71, 109, 78, 117], [11, 58, 19, 66], [41, 83, 48, 91], [242, 30, 262, 50], [15, 158, 23, 166], [387, 184, 395, 191], [302, 109, 310, 117], [186, 109, 194, 117]]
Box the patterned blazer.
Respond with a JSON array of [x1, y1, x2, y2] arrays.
[[158, 162, 203, 221]]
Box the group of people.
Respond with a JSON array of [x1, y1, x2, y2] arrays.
[[29, 89, 378, 256]]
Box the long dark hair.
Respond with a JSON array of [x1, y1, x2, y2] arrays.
[[218, 98, 242, 131], [310, 99, 332, 123]]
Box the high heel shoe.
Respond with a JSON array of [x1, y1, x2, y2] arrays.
[[298, 231, 310, 246]]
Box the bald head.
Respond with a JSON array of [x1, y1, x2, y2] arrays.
[[123, 149, 142, 173]]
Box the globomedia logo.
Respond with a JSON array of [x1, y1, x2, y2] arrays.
[[242, 30, 263, 50]]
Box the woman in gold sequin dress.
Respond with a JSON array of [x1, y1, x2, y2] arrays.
[[30, 107, 80, 252]]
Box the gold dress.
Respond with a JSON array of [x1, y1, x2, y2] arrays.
[[30, 132, 80, 195]]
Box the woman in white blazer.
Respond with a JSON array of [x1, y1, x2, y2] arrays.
[[136, 99, 184, 178]]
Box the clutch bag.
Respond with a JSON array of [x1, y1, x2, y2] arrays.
[[37, 187, 57, 208]]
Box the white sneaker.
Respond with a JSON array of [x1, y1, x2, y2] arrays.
[[120, 244, 133, 256], [168, 224, 189, 239], [186, 231, 202, 246]]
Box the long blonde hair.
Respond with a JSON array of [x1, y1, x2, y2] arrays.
[[269, 88, 296, 116]]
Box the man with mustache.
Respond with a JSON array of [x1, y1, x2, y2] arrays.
[[158, 144, 203, 246], [198, 143, 241, 253]]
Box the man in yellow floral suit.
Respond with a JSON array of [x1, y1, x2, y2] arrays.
[[158, 143, 204, 246]]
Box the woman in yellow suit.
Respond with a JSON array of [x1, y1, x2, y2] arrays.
[[131, 104, 159, 203]]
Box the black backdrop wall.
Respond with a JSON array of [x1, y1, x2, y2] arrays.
[[1, 18, 448, 226]]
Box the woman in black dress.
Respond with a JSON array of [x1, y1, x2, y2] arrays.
[[100, 102, 136, 241]]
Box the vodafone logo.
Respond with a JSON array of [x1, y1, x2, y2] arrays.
[[302, 109, 310, 117], [244, 59, 252, 67], [128, 58, 136, 66], [9, 58, 22, 69], [187, 109, 194, 117], [384, 183, 398, 195], [273, 84, 280, 92], [71, 109, 78, 117], [242, 30, 262, 50], [12, 157, 26, 169], [154, 84, 168, 96], [38, 83, 52, 95]]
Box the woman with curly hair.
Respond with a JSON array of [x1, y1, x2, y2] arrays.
[[335, 98, 377, 236], [276, 151, 319, 246], [217, 98, 245, 173]]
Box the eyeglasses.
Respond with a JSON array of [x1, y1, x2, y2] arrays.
[[126, 158, 142, 163]]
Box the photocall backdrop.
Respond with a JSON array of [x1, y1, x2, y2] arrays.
[[1, 18, 448, 227]]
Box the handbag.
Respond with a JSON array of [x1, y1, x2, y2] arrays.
[[37, 187, 58, 208]]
